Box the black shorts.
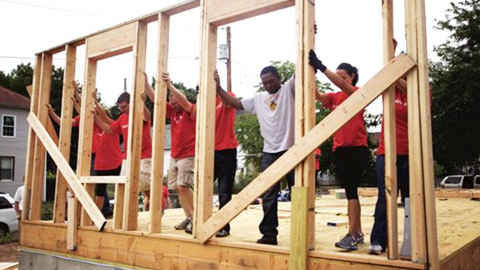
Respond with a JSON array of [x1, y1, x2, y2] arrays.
[[333, 146, 368, 200], [94, 166, 121, 196]]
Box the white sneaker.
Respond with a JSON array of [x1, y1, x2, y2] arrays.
[[368, 244, 384, 255]]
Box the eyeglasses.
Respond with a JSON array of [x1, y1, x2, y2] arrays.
[[117, 104, 128, 110]]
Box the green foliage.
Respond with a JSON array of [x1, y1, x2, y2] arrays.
[[430, 0, 480, 173], [0, 233, 15, 244], [235, 113, 263, 171]]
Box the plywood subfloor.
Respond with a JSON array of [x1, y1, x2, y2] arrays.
[[108, 194, 480, 261]]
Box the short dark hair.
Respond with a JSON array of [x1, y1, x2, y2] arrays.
[[337, 63, 359, 86], [260, 66, 281, 80], [117, 92, 130, 104]]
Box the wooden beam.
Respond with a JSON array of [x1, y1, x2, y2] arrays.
[[22, 54, 42, 220], [197, 54, 416, 243], [123, 21, 148, 231], [66, 197, 78, 250], [29, 53, 53, 220], [27, 113, 106, 230], [38, 0, 200, 55], [163, 0, 200, 16], [405, 0, 428, 263], [26, 85, 59, 145], [86, 23, 136, 60], [414, 0, 440, 268], [382, 0, 399, 259], [53, 45, 77, 223], [440, 235, 480, 270], [149, 13, 170, 234], [292, 2, 315, 268], [194, 1, 217, 234], [113, 183, 125, 230], [289, 186, 308, 270], [78, 55, 97, 227], [20, 221, 427, 270], [206, 0, 295, 25], [79, 176, 126, 184]]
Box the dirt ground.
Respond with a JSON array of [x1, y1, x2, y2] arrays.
[[0, 239, 20, 262]]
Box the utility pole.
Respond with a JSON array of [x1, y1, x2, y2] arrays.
[[226, 26, 232, 93]]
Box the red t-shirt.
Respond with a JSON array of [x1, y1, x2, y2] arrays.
[[72, 115, 99, 153], [324, 87, 368, 152], [377, 88, 408, 155], [94, 130, 123, 171], [167, 103, 196, 159], [109, 113, 153, 159], [162, 185, 169, 209], [215, 94, 238, 151]]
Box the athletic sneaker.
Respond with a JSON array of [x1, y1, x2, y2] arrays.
[[356, 232, 365, 244], [335, 234, 358, 250], [174, 218, 191, 230], [368, 243, 385, 255], [185, 220, 193, 234]]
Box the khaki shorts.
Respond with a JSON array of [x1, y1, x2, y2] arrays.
[[120, 158, 152, 192], [167, 156, 194, 189]]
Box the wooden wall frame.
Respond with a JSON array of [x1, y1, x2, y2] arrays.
[[22, 0, 440, 269]]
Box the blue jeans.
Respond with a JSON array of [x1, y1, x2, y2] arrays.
[[370, 155, 409, 248]]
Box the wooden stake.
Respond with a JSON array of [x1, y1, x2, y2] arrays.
[[53, 45, 77, 223], [197, 55, 416, 243], [382, 0, 398, 259], [149, 13, 170, 233], [22, 54, 42, 221], [123, 21, 148, 231], [29, 53, 53, 220]]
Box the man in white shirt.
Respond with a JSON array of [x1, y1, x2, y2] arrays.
[[215, 66, 295, 245], [14, 184, 24, 219]]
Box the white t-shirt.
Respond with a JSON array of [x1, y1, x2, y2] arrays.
[[241, 77, 295, 153], [14, 185, 24, 211]]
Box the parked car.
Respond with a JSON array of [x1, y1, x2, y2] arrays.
[[440, 175, 475, 189], [0, 192, 19, 236], [475, 175, 480, 189]]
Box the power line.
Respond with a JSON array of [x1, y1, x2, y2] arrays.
[[0, 0, 122, 18]]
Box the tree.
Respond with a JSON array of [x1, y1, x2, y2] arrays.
[[430, 0, 480, 174]]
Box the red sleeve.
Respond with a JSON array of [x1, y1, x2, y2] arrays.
[[187, 104, 196, 121], [324, 93, 335, 110], [72, 116, 80, 127], [109, 117, 122, 134]]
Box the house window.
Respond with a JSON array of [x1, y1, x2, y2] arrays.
[[1, 115, 16, 138], [0, 156, 14, 181]]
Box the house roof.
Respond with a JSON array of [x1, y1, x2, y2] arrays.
[[0, 85, 30, 110]]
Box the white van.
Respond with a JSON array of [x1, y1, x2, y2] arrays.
[[440, 175, 475, 189]]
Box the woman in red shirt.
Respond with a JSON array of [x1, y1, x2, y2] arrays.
[[310, 50, 368, 251]]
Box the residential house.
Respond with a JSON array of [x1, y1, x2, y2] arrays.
[[0, 86, 30, 197]]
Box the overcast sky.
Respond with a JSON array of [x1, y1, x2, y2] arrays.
[[0, 0, 455, 130]]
